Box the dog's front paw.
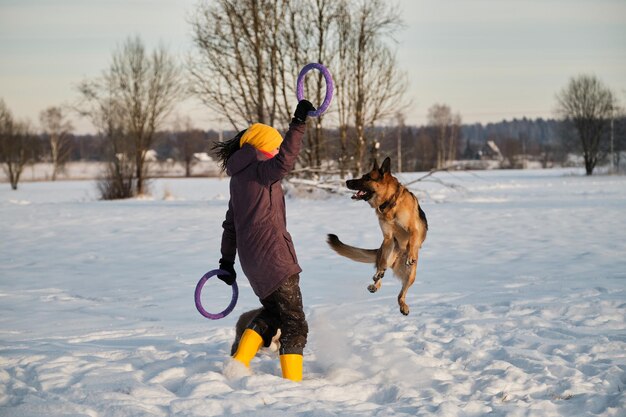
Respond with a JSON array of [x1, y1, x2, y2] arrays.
[[367, 284, 378, 293], [399, 303, 410, 315]]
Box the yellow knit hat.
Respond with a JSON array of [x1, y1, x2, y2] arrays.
[[239, 123, 283, 153]]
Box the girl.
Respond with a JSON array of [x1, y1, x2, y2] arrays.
[[214, 100, 315, 381]]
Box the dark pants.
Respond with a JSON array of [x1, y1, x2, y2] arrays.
[[249, 274, 308, 355]]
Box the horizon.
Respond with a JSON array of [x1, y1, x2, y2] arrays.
[[1, 0, 625, 134], [60, 115, 566, 138]]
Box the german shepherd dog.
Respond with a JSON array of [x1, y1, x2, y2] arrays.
[[327, 157, 428, 315]]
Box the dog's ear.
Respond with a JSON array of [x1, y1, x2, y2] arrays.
[[371, 159, 379, 172], [381, 157, 391, 174]]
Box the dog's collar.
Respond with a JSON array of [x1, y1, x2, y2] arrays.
[[378, 187, 403, 214]]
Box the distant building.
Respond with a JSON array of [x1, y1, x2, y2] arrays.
[[193, 152, 214, 162], [454, 139, 506, 170], [478, 140, 504, 161], [145, 149, 158, 162]]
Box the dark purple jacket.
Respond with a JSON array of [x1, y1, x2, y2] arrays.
[[220, 121, 305, 299]]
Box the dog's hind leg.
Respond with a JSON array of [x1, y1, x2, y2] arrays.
[[367, 270, 384, 293], [369, 234, 397, 293], [397, 260, 418, 315]]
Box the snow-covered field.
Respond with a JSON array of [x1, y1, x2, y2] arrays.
[[1, 161, 222, 183], [1, 168, 624, 417]]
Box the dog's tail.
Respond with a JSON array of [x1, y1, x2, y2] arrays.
[[327, 234, 377, 264]]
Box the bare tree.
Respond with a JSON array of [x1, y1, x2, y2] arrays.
[[332, 0, 354, 177], [612, 105, 626, 171], [395, 112, 404, 172], [0, 99, 37, 190], [556, 74, 617, 175], [77, 73, 136, 199], [78, 36, 181, 196], [39, 106, 73, 180], [189, 0, 408, 177], [287, 0, 337, 169], [337, 0, 407, 175], [428, 104, 462, 169], [449, 112, 462, 163], [97, 130, 136, 200], [171, 116, 207, 177], [189, 0, 292, 129], [111, 37, 182, 194]]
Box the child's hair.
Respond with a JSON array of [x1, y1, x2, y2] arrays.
[[212, 129, 247, 171]]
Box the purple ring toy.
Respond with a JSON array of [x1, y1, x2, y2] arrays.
[[194, 269, 238, 320], [296, 63, 334, 117]]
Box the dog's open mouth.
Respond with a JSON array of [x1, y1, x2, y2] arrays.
[[351, 190, 373, 201]]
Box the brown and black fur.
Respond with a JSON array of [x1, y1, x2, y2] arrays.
[[231, 308, 281, 355], [327, 157, 428, 315]]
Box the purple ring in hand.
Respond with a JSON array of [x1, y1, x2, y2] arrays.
[[296, 63, 334, 117], [194, 269, 238, 320]]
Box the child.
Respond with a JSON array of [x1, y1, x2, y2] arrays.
[[214, 100, 315, 381]]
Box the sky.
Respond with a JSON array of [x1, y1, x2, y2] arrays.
[[1, 0, 625, 134]]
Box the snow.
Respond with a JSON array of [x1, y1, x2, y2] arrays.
[[1, 168, 625, 417], [1, 161, 222, 183]]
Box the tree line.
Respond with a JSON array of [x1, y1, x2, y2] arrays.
[[3, 111, 624, 180], [188, 0, 407, 178], [1, 1, 624, 194]]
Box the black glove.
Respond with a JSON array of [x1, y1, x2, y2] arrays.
[[294, 100, 316, 124], [217, 259, 236, 285]]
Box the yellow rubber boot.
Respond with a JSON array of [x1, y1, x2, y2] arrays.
[[232, 329, 263, 367], [280, 354, 303, 382]]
